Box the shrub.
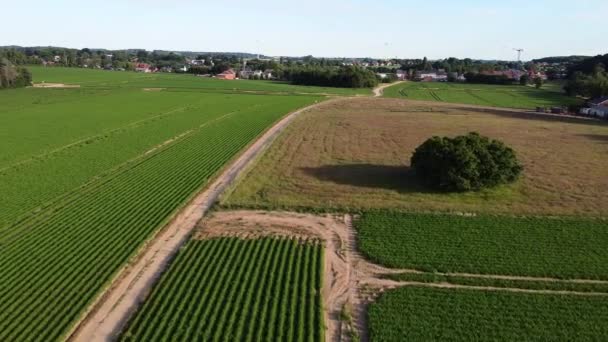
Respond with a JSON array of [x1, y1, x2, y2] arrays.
[[410, 132, 522, 191]]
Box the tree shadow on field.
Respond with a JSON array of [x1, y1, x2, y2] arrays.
[[301, 164, 438, 194]]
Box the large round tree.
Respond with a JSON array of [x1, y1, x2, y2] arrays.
[[410, 132, 523, 192]]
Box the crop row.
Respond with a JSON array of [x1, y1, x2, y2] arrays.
[[0, 96, 317, 341], [368, 286, 608, 340], [121, 237, 324, 342], [356, 211, 608, 280]]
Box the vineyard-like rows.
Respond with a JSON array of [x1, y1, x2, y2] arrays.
[[356, 211, 608, 279], [121, 237, 324, 342], [368, 286, 608, 340], [0, 97, 316, 341]]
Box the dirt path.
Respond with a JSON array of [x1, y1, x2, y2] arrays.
[[68, 100, 337, 342], [372, 81, 404, 97]]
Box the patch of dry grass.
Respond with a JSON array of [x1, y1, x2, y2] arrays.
[[223, 98, 608, 216]]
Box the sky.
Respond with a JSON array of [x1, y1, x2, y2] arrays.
[[3, 0, 607, 60]]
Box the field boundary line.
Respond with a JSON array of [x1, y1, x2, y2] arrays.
[[68, 98, 339, 342], [385, 270, 608, 284], [390, 282, 608, 297]]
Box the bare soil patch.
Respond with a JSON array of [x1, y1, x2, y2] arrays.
[[224, 97, 608, 216], [32, 82, 80, 88]]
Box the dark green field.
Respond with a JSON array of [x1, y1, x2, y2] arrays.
[[368, 286, 608, 341], [356, 211, 608, 279], [383, 81, 580, 109], [121, 237, 324, 342]]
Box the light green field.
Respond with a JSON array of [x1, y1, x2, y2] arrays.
[[383, 81, 580, 109], [30, 66, 371, 95], [368, 287, 608, 341], [0, 67, 322, 341], [121, 237, 324, 342]]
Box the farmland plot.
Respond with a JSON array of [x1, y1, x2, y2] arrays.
[[0, 89, 316, 228], [30, 66, 371, 96], [356, 211, 608, 279], [383, 81, 580, 109], [121, 237, 324, 342], [223, 97, 608, 216], [0, 89, 318, 341], [368, 286, 608, 341]]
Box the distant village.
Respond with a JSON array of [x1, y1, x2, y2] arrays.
[[32, 50, 561, 83], [2, 46, 606, 119]]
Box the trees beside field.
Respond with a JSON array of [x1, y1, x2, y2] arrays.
[[283, 66, 378, 88], [464, 72, 515, 85], [564, 54, 608, 98], [565, 64, 608, 98], [0, 59, 31, 89]]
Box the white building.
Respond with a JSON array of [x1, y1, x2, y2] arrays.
[[585, 97, 608, 118]]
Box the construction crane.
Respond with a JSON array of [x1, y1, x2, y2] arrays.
[[514, 48, 524, 62]]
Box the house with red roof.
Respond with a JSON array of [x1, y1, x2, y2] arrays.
[[135, 63, 152, 73], [216, 69, 236, 80]]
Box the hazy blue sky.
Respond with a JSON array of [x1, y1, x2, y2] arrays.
[[4, 0, 606, 60]]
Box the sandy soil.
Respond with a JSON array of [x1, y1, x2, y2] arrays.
[[68, 100, 338, 342], [32, 82, 80, 88]]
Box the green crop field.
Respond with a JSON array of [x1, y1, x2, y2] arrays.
[[121, 237, 324, 342], [356, 211, 608, 279], [30, 66, 371, 95], [0, 88, 317, 228], [0, 67, 324, 340], [383, 81, 580, 109], [368, 286, 608, 341]]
